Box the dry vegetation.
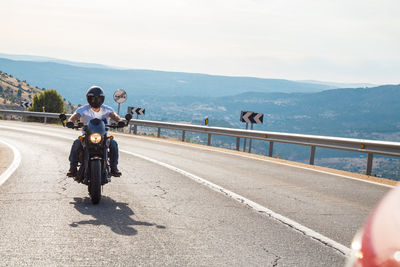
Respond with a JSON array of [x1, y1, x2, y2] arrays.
[[0, 71, 75, 112], [0, 71, 42, 108]]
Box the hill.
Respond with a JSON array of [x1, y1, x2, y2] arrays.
[[0, 58, 334, 108], [0, 70, 43, 109], [0, 70, 75, 112]]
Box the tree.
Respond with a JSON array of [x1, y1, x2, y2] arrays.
[[28, 89, 65, 123]]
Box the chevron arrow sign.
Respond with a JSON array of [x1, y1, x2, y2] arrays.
[[240, 111, 264, 124], [128, 106, 145, 115], [20, 101, 32, 109]]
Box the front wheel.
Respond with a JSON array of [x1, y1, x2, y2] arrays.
[[89, 159, 102, 204]]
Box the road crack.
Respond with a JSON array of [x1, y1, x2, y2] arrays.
[[263, 248, 281, 266]]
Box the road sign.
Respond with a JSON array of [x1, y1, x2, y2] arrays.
[[240, 111, 264, 124], [204, 116, 209, 126], [20, 101, 32, 108], [240, 111, 264, 153], [113, 89, 127, 104], [128, 107, 145, 115]]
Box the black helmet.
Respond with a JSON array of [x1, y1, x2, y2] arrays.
[[86, 86, 105, 108]]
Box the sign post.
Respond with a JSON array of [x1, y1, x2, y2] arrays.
[[240, 111, 264, 153], [128, 106, 145, 134], [113, 89, 127, 116], [243, 122, 249, 152]]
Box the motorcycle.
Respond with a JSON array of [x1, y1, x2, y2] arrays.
[[59, 113, 132, 204]]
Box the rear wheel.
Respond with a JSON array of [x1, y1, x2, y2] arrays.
[[89, 159, 102, 204]]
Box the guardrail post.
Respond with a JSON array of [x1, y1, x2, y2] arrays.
[[310, 146, 316, 165], [248, 139, 253, 153], [134, 124, 137, 134], [236, 137, 240, 151], [243, 122, 249, 152], [207, 134, 211, 146], [366, 153, 373, 176], [182, 130, 186, 142], [248, 123, 254, 153], [269, 141, 274, 157], [157, 127, 161, 138]]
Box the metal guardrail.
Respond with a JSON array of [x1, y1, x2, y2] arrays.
[[1, 109, 400, 176]]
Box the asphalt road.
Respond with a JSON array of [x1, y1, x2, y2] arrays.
[[0, 121, 391, 266]]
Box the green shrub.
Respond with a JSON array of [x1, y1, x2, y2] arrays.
[[28, 89, 65, 123]]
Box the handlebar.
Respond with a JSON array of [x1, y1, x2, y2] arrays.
[[66, 122, 129, 129], [107, 123, 129, 129], [59, 113, 131, 130]]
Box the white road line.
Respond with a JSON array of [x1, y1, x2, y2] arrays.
[[120, 148, 351, 256], [0, 139, 21, 187], [117, 133, 396, 189], [1, 122, 396, 189]]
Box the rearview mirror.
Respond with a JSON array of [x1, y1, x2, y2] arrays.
[[125, 113, 133, 121]]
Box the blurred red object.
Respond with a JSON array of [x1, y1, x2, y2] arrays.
[[346, 183, 400, 267]]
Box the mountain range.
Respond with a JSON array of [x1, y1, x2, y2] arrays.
[[0, 57, 344, 108]]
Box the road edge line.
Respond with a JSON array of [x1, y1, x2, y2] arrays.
[[116, 133, 396, 189], [0, 123, 395, 189], [120, 149, 351, 256], [0, 139, 21, 187]]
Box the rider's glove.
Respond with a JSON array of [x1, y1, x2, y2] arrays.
[[117, 121, 126, 127], [66, 121, 74, 128]]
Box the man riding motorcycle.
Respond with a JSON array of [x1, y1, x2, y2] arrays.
[[66, 86, 124, 178]]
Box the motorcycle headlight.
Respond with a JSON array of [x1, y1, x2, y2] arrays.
[[90, 133, 102, 144]]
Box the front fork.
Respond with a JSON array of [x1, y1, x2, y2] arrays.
[[103, 138, 110, 179], [82, 138, 111, 184]]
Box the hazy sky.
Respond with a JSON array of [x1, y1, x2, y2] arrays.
[[1, 0, 399, 83]]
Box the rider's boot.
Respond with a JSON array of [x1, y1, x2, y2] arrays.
[[67, 167, 77, 177], [110, 167, 122, 177]]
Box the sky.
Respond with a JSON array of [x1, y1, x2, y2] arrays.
[[1, 0, 399, 84]]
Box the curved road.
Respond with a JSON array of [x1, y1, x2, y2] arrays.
[[0, 121, 391, 266]]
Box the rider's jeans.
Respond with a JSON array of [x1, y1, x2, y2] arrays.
[[69, 139, 119, 169]]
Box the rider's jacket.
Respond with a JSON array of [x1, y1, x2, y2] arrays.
[[75, 104, 114, 125]]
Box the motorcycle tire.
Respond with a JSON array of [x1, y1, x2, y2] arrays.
[[89, 159, 102, 204]]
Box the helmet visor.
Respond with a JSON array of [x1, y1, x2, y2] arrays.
[[88, 95, 104, 108]]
